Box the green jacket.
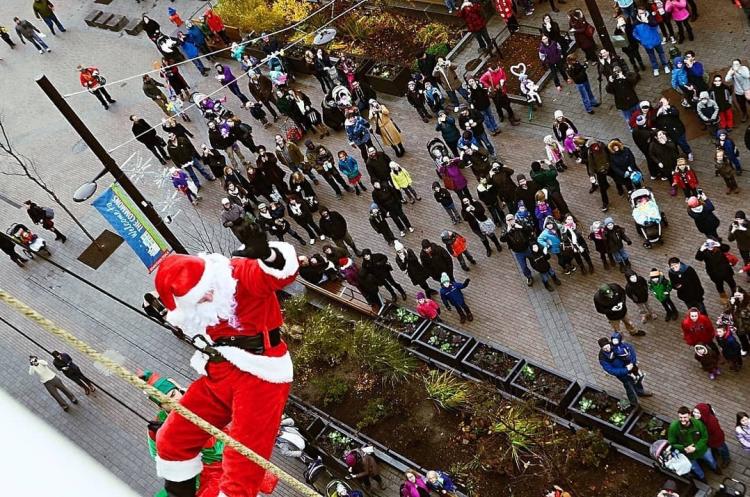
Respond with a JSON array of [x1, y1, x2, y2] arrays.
[[667, 418, 709, 459], [33, 0, 54, 18], [530, 167, 560, 192], [648, 275, 672, 303]]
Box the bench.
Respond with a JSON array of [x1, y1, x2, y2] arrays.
[[297, 278, 378, 316], [104, 14, 127, 32], [124, 17, 144, 36], [84, 10, 103, 27], [93, 12, 114, 29], [94, 0, 114, 4]]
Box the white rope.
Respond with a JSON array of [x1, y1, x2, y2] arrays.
[[107, 0, 368, 155], [62, 0, 341, 98]]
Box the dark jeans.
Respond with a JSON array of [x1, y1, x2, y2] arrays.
[[0, 32, 14, 47], [548, 61, 568, 87], [260, 99, 279, 119], [512, 250, 532, 279], [388, 206, 412, 231], [661, 296, 678, 316], [712, 275, 737, 295], [314, 72, 336, 93], [493, 93, 516, 120], [675, 19, 694, 41], [64, 370, 95, 392], [382, 273, 405, 299], [473, 27, 495, 51], [91, 87, 115, 108], [619, 374, 645, 406], [42, 13, 65, 33], [297, 220, 322, 240], [227, 82, 249, 104], [146, 143, 169, 163]]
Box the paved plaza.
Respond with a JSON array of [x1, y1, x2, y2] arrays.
[[2, 0, 750, 494]]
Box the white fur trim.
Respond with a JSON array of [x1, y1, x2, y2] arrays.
[[190, 348, 293, 383], [173, 253, 236, 309], [155, 453, 203, 481], [259, 242, 299, 280]]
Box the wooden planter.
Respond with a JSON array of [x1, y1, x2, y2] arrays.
[[376, 302, 428, 341], [413, 321, 474, 366], [509, 360, 579, 413], [623, 411, 672, 457], [460, 341, 523, 390], [568, 385, 640, 443], [365, 63, 412, 96]]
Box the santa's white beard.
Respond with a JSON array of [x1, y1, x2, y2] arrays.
[[167, 253, 238, 337]]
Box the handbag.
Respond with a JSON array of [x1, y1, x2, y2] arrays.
[[442, 175, 456, 190]]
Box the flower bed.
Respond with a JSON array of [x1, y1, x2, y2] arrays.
[[460, 341, 523, 388], [623, 411, 671, 457], [509, 361, 579, 412], [569, 386, 639, 442], [414, 322, 473, 364], [376, 303, 427, 340], [366, 62, 412, 96]]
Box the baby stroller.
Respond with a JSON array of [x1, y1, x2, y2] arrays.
[[427, 137, 454, 178], [331, 85, 354, 113], [303, 457, 360, 496], [630, 188, 668, 248], [191, 92, 233, 121], [716, 478, 746, 497], [7, 223, 50, 258], [650, 439, 692, 476]]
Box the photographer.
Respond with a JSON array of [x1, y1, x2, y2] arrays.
[[566, 54, 599, 114], [729, 211, 750, 266], [605, 65, 640, 124], [433, 57, 469, 108], [77, 64, 115, 110]]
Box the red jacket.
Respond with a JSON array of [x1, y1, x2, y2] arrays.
[[459, 3, 487, 32], [672, 168, 699, 190], [694, 403, 726, 448], [205, 9, 224, 33], [79, 67, 101, 90], [628, 108, 655, 129], [416, 299, 440, 320], [479, 67, 508, 95], [681, 313, 715, 346], [492, 0, 513, 21]]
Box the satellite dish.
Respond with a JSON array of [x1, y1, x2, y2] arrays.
[[313, 28, 336, 46], [73, 182, 98, 202]]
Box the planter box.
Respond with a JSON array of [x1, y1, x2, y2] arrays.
[[568, 385, 639, 443], [376, 303, 428, 341], [460, 341, 523, 390], [365, 63, 412, 96], [414, 321, 474, 365], [623, 410, 672, 457], [509, 360, 579, 413]]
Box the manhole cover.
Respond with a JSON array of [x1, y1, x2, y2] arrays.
[[465, 57, 482, 72], [72, 139, 89, 154]]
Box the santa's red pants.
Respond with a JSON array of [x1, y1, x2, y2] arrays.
[[156, 361, 291, 497]]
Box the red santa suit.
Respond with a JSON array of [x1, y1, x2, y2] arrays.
[[153, 242, 298, 497]]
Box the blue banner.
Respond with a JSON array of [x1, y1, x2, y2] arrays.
[[92, 184, 171, 272]]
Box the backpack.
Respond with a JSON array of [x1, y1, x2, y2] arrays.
[[43, 207, 54, 220], [286, 125, 303, 143]]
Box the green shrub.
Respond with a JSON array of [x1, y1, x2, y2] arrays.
[[350, 321, 416, 385], [310, 374, 350, 407], [416, 23, 453, 46], [426, 43, 451, 59], [423, 370, 470, 410], [294, 306, 351, 368], [355, 398, 394, 430], [282, 294, 310, 326], [567, 428, 610, 468]]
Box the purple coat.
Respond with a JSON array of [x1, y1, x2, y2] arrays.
[[401, 478, 430, 497], [438, 158, 468, 191], [217, 65, 237, 85], [538, 41, 563, 66]]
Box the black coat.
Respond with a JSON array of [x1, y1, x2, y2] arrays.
[[605, 75, 639, 111], [362, 252, 394, 284], [631, 127, 656, 157], [458, 109, 487, 138], [696, 244, 734, 282], [132, 119, 162, 147], [420, 243, 454, 281], [668, 263, 705, 303], [467, 84, 492, 111], [167, 136, 197, 165], [688, 200, 720, 236], [624, 270, 649, 304], [369, 212, 395, 240], [593, 283, 628, 321], [396, 249, 430, 285], [365, 152, 392, 183], [528, 246, 552, 273], [649, 139, 679, 170], [319, 211, 348, 240], [372, 185, 402, 214], [0, 232, 17, 255], [655, 107, 686, 142]]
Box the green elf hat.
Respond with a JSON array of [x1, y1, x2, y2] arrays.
[[139, 370, 180, 406]]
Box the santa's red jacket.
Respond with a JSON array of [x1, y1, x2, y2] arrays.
[[681, 312, 715, 346]]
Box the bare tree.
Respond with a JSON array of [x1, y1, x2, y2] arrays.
[[0, 117, 97, 242]]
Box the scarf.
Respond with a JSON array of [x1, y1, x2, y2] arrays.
[[289, 202, 303, 217]]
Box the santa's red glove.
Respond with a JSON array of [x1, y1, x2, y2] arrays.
[[231, 223, 272, 260]]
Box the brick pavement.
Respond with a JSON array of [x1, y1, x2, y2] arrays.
[[2, 0, 750, 492]]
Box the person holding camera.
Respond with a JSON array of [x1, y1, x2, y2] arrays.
[[29, 355, 78, 411], [77, 64, 115, 110]]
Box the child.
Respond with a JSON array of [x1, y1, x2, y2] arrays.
[[390, 161, 420, 204], [694, 344, 721, 380], [648, 268, 679, 320], [441, 230, 476, 272], [245, 101, 271, 128], [563, 128, 583, 163], [625, 269, 657, 323], [170, 167, 200, 205], [167, 7, 183, 27], [610, 332, 644, 382], [514, 201, 535, 233], [337, 150, 368, 195], [432, 181, 461, 224], [603, 216, 632, 272], [529, 242, 561, 291], [717, 129, 742, 174], [439, 272, 473, 323], [715, 149, 740, 195], [544, 134, 566, 172], [589, 220, 615, 270], [648, 0, 676, 43], [534, 191, 556, 233], [416, 291, 441, 322], [717, 325, 743, 371], [167, 93, 191, 122], [671, 158, 699, 199], [424, 82, 444, 115]]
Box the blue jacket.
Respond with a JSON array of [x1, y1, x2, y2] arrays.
[[345, 117, 371, 146], [180, 39, 200, 59], [599, 341, 638, 379], [718, 136, 740, 162], [632, 20, 661, 50], [440, 280, 469, 307], [338, 156, 361, 179], [671, 59, 688, 90], [186, 25, 206, 46], [425, 472, 456, 493], [537, 228, 562, 255]]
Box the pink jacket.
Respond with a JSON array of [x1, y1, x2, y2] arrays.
[[665, 0, 690, 22], [416, 299, 440, 320], [479, 68, 508, 95]]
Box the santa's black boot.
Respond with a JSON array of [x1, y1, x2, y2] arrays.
[[164, 477, 197, 497]]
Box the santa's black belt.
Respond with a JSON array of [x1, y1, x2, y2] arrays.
[[205, 328, 281, 362]]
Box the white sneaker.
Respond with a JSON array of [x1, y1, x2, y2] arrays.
[[664, 65, 671, 74], [688, 153, 694, 161], [408, 227, 414, 233], [39, 49, 44, 54], [309, 238, 315, 245], [46, 48, 51, 53], [742, 349, 748, 357], [653, 69, 660, 77], [319, 235, 326, 240], [399, 230, 406, 237]]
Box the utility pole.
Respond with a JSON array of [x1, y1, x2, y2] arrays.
[[35, 75, 188, 255], [584, 0, 615, 55]]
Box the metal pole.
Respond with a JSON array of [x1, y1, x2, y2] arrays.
[[584, 0, 615, 55], [35, 75, 188, 255]]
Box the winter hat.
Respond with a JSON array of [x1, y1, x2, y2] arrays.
[[440, 272, 451, 285], [736, 210, 747, 220], [339, 257, 351, 268], [530, 161, 542, 172], [676, 157, 687, 167], [344, 452, 357, 467], [516, 173, 526, 182], [699, 91, 709, 100], [635, 114, 647, 127], [393, 241, 405, 253], [361, 248, 372, 257], [416, 291, 426, 300], [221, 198, 231, 205], [554, 110, 563, 119], [565, 127, 575, 137], [304, 139, 314, 148], [662, 480, 678, 492], [603, 217, 614, 226], [457, 104, 469, 113], [649, 268, 660, 278], [717, 129, 728, 138], [694, 344, 707, 356], [389, 161, 400, 170], [168, 7, 177, 15], [686, 196, 700, 208], [154, 254, 212, 311], [505, 213, 515, 222], [598, 337, 610, 348], [421, 239, 431, 249], [462, 130, 473, 140], [639, 100, 651, 109]]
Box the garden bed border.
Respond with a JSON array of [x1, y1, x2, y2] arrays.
[[508, 358, 580, 414], [568, 384, 641, 445], [622, 410, 673, 458], [460, 339, 524, 389], [413, 320, 475, 366], [375, 302, 429, 341]]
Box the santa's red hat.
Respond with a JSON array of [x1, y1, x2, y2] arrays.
[[154, 254, 207, 311]]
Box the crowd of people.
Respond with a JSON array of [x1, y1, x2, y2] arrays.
[[6, 0, 750, 492]]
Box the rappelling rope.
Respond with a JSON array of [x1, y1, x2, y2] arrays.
[[0, 288, 320, 497]]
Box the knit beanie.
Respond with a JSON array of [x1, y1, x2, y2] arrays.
[[598, 337, 610, 348]]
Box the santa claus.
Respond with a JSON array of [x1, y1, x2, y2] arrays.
[[153, 230, 298, 497]]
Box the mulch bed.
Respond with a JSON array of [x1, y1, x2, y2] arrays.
[[514, 364, 571, 403], [482, 31, 545, 96]]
